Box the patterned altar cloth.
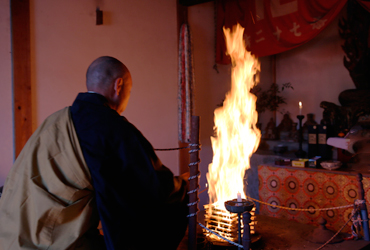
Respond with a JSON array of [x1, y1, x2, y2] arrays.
[[258, 165, 370, 233]]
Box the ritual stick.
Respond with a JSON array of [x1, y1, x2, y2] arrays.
[[188, 116, 200, 250], [357, 173, 370, 241]]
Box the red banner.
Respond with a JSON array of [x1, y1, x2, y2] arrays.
[[216, 0, 347, 64]]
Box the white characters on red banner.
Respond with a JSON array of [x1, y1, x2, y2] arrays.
[[290, 22, 302, 37], [273, 26, 282, 41]]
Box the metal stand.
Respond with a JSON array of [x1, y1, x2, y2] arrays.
[[242, 212, 252, 250], [295, 115, 306, 158], [188, 116, 200, 250], [225, 199, 254, 250], [357, 173, 370, 241]]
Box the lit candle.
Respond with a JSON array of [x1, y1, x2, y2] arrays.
[[299, 101, 302, 115], [237, 192, 242, 202]]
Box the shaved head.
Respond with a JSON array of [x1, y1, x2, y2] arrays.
[[86, 56, 129, 91], [85, 56, 132, 114]]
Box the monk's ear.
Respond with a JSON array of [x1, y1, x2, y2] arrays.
[[113, 78, 123, 96]]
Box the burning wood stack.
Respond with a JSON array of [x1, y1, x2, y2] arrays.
[[204, 204, 256, 243]]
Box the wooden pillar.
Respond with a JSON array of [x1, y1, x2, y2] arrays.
[[11, 0, 32, 158], [188, 116, 200, 250]]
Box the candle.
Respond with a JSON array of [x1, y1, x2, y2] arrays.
[[299, 101, 302, 115], [237, 192, 242, 202]]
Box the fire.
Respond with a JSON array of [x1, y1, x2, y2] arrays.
[[206, 24, 261, 209]]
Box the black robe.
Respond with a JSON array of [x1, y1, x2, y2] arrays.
[[70, 93, 188, 250]]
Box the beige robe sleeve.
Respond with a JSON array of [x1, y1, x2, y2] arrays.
[[0, 107, 104, 250]]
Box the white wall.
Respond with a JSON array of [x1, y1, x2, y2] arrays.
[[31, 0, 178, 173], [0, 0, 180, 185], [274, 7, 353, 126], [187, 2, 229, 206], [30, 0, 179, 174], [0, 0, 13, 185]]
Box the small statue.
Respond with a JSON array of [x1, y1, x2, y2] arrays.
[[291, 122, 299, 142], [278, 113, 293, 140], [264, 118, 276, 139]]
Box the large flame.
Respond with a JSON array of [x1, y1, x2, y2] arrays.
[[206, 24, 261, 209]]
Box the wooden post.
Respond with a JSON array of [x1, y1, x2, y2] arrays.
[[357, 173, 370, 241], [11, 0, 32, 157], [188, 116, 200, 250]]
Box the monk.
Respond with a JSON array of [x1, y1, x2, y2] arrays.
[[0, 56, 189, 250]]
